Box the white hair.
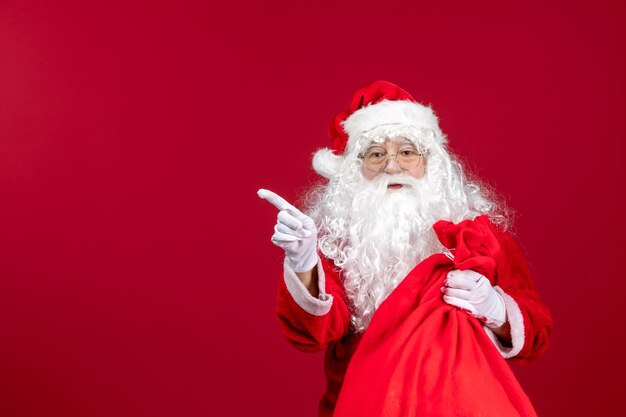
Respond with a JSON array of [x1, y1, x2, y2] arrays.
[[304, 134, 509, 333]]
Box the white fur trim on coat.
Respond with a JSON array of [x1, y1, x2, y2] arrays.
[[312, 148, 345, 179], [483, 286, 525, 358], [283, 257, 333, 316]]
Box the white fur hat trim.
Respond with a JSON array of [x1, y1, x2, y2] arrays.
[[343, 100, 442, 147]]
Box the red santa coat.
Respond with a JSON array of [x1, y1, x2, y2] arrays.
[[276, 216, 553, 417]]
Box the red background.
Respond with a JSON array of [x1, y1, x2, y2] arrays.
[[1, 1, 624, 416]]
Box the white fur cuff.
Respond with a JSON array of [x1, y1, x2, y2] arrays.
[[283, 257, 333, 316], [483, 286, 525, 358]]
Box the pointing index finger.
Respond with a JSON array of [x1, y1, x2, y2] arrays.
[[257, 189, 301, 216]]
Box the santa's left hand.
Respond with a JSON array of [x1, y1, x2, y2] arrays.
[[441, 269, 506, 328]]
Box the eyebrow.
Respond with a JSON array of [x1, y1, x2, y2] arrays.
[[365, 140, 417, 150]]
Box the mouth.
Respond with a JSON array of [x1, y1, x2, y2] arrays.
[[387, 183, 405, 190]]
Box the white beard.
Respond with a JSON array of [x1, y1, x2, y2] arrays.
[[309, 148, 505, 333], [339, 173, 447, 332]]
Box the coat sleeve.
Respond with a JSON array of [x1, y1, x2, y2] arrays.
[[484, 228, 554, 362], [275, 255, 352, 352]]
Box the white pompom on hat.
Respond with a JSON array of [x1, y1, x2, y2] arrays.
[[313, 80, 445, 179]]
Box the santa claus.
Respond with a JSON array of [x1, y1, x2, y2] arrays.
[[259, 81, 552, 417]]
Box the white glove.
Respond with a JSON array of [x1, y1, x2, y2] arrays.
[[258, 189, 318, 273], [441, 269, 506, 328]]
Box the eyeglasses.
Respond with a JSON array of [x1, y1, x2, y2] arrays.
[[358, 145, 426, 172]]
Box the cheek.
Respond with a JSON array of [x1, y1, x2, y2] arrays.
[[361, 165, 379, 181], [408, 163, 426, 180]]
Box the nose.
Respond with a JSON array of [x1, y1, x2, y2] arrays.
[[383, 155, 403, 174]]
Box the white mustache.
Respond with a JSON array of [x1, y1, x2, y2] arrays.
[[368, 174, 421, 190]]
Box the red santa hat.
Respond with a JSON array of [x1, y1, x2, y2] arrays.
[[313, 80, 445, 179]]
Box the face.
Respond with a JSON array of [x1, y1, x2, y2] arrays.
[[360, 137, 426, 185]]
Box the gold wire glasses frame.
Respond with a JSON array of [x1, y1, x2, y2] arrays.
[[358, 146, 426, 173]]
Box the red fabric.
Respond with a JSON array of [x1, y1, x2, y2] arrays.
[[328, 80, 416, 155], [276, 216, 553, 417], [276, 256, 355, 417], [333, 215, 538, 416]]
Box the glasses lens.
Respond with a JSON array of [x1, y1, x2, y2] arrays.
[[397, 149, 422, 169], [364, 148, 388, 171]]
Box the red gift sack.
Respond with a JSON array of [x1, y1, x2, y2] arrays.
[[333, 216, 537, 417]]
